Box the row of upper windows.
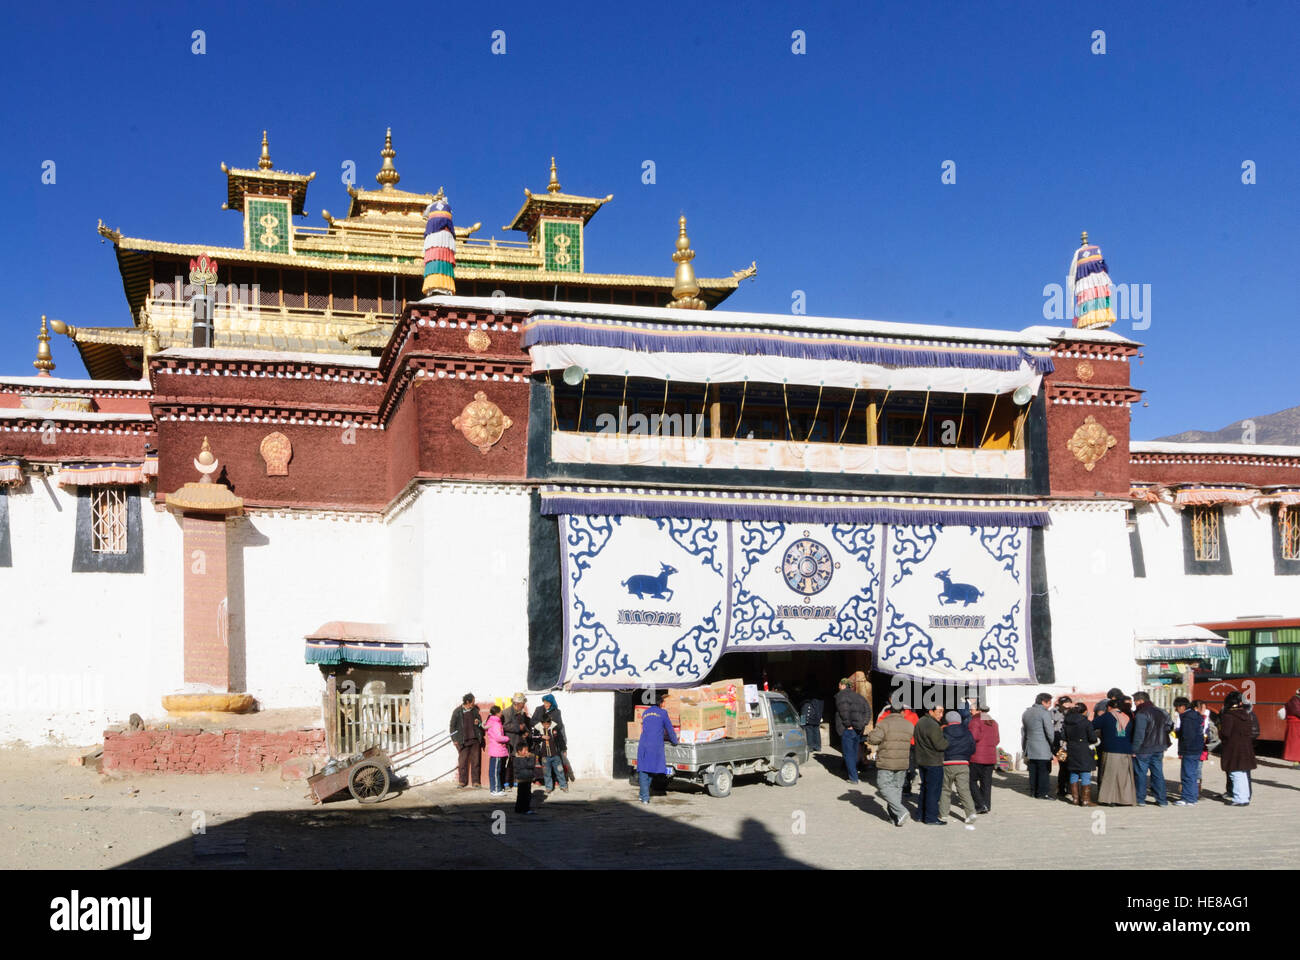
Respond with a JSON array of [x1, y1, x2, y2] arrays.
[[1131, 503, 1300, 577]]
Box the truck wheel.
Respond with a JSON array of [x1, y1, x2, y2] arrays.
[[706, 766, 733, 798], [776, 758, 799, 787]]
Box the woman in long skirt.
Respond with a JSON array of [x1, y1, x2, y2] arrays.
[[1092, 700, 1136, 805], [1284, 689, 1300, 766]]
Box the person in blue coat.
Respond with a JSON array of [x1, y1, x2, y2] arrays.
[[636, 689, 679, 804]]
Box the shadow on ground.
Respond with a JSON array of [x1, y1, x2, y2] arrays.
[[114, 785, 814, 870]]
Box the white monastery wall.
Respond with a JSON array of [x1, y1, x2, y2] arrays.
[[984, 502, 1140, 736], [0, 484, 179, 745], [233, 510, 388, 709], [1131, 502, 1295, 624]]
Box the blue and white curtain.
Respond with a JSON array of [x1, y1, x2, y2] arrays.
[[551, 491, 1039, 689]]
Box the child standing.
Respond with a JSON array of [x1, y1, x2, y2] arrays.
[[513, 741, 537, 815], [485, 705, 510, 797]]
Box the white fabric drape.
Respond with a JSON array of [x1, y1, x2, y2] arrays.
[[530, 343, 1043, 396], [550, 431, 1026, 479]]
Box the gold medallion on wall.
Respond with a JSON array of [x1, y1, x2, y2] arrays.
[[259, 431, 292, 476], [453, 391, 513, 454], [1077, 360, 1095, 382], [1066, 415, 1116, 472], [466, 329, 491, 352]]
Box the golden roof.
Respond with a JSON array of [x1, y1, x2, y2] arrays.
[[504, 157, 612, 233], [220, 131, 316, 214]]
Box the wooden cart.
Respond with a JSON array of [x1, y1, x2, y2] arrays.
[[308, 734, 446, 804]]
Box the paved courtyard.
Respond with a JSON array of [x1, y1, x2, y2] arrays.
[[3, 744, 1297, 870]]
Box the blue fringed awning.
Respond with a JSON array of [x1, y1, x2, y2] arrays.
[[540, 485, 1050, 528], [304, 622, 427, 667], [523, 314, 1055, 375], [1134, 626, 1229, 662]]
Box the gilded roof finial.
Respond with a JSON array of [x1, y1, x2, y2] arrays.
[[34, 315, 55, 376], [547, 157, 561, 194], [1080, 230, 1089, 247], [376, 127, 400, 189], [258, 130, 272, 170], [668, 215, 706, 310]]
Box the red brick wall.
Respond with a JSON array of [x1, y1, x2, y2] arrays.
[[1130, 456, 1300, 488], [1046, 405, 1132, 497], [103, 728, 326, 774]]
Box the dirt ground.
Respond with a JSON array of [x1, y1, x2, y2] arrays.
[[4, 740, 1299, 870]]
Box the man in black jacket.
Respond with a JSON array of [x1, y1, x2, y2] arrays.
[[449, 693, 484, 788], [1131, 691, 1171, 806], [914, 706, 950, 825], [1172, 696, 1205, 805], [834, 678, 870, 785]]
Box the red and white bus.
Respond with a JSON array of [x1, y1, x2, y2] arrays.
[[1192, 617, 1300, 741]]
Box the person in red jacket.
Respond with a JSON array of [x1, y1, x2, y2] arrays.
[[967, 701, 1000, 814], [1284, 688, 1300, 766]]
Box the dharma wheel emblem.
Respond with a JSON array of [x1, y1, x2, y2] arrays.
[[453, 391, 513, 454], [778, 534, 839, 596], [1066, 415, 1117, 472], [466, 328, 491, 352]]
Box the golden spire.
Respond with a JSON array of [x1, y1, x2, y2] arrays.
[[668, 215, 706, 310], [33, 315, 55, 376], [376, 128, 400, 189], [547, 156, 561, 193], [258, 130, 272, 170], [1080, 230, 1089, 247]]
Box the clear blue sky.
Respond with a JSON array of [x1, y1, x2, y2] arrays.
[[2, 0, 1296, 439]]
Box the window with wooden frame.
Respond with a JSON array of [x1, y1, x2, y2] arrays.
[[1281, 505, 1300, 562], [90, 487, 128, 554], [1190, 505, 1222, 562]]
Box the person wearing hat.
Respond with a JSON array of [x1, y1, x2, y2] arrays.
[[532, 694, 569, 793], [941, 707, 977, 825], [502, 693, 532, 790], [833, 677, 870, 785], [913, 705, 950, 824], [635, 690, 679, 804]]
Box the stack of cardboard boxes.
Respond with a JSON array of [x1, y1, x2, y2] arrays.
[[626, 679, 769, 743]]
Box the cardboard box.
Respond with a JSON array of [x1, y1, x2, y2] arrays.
[[679, 727, 726, 744], [724, 714, 771, 739], [679, 703, 727, 731], [627, 721, 642, 740]]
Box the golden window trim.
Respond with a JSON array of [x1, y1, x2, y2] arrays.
[[90, 486, 129, 555], [1190, 504, 1221, 562], [1281, 504, 1300, 562]]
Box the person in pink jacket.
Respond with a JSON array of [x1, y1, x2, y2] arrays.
[[967, 702, 1000, 815], [485, 706, 511, 797]]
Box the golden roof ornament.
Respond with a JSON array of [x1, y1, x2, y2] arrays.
[[547, 157, 561, 194], [33, 315, 55, 376], [166, 436, 243, 516], [376, 128, 400, 189], [668, 215, 706, 310], [258, 130, 272, 170], [194, 436, 219, 483]]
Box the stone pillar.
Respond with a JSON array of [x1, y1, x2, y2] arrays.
[[162, 438, 251, 715], [181, 514, 231, 688]]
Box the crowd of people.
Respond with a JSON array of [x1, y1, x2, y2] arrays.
[[449, 691, 572, 814], [831, 678, 1272, 826]]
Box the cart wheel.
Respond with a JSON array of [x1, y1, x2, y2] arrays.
[[348, 761, 390, 803], [776, 758, 800, 787], [706, 766, 733, 798]]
